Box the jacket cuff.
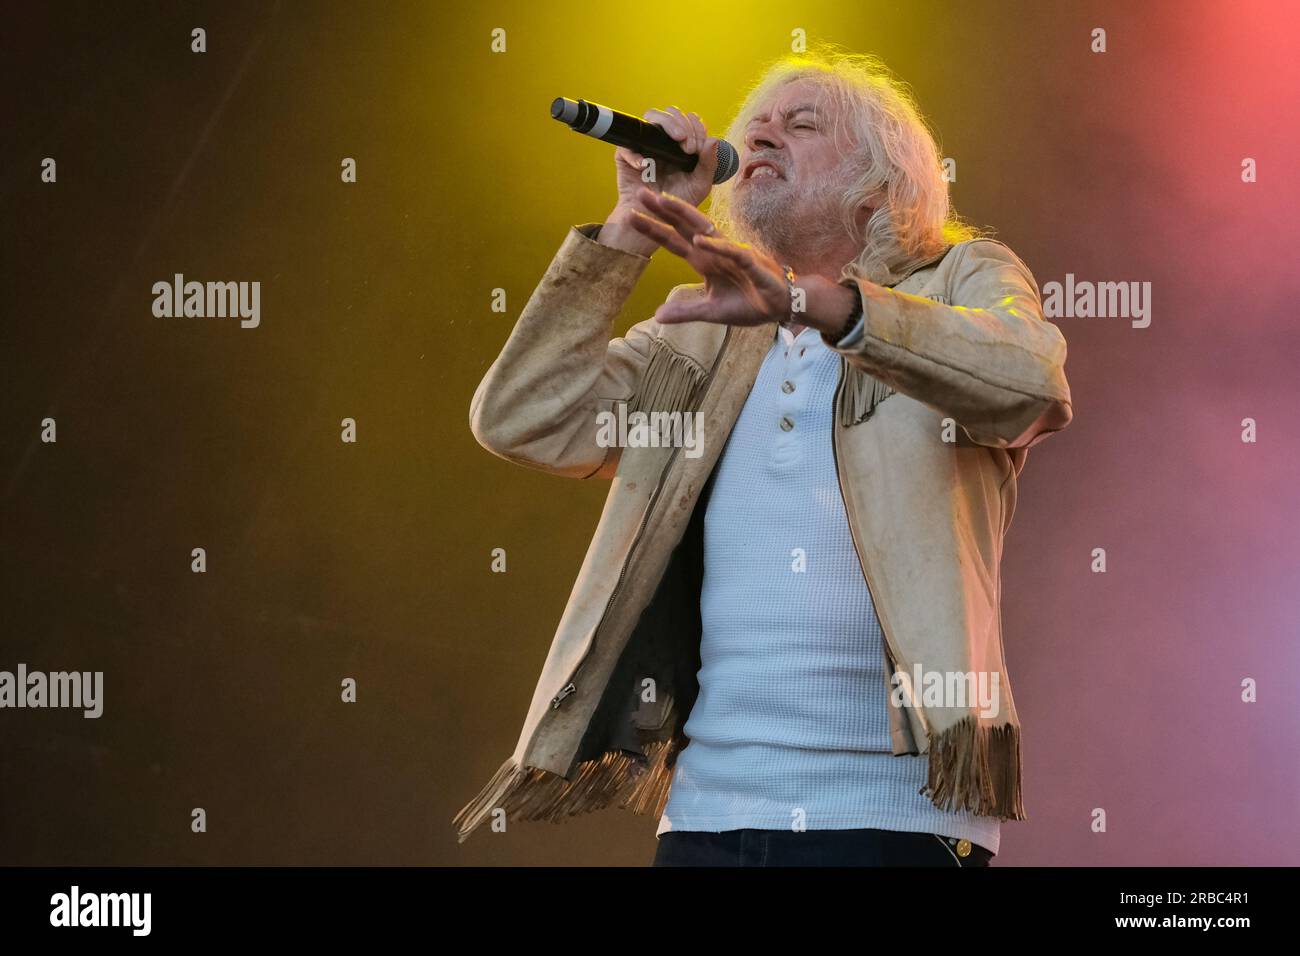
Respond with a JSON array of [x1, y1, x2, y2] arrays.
[[821, 282, 905, 361], [519, 223, 652, 318], [574, 222, 653, 263], [833, 314, 866, 349]]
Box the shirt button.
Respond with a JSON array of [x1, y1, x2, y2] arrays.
[[799, 348, 806, 357], [781, 380, 795, 393], [779, 416, 794, 432], [956, 839, 972, 858]]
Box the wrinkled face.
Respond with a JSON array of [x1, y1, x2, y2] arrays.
[[731, 78, 858, 257]]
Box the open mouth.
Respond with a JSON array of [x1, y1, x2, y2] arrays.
[[743, 161, 784, 180]]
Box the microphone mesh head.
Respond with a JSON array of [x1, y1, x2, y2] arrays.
[[713, 140, 740, 184]]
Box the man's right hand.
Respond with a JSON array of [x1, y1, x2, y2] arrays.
[[600, 106, 720, 258]]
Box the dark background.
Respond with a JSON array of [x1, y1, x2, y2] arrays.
[[2, 0, 1297, 865]]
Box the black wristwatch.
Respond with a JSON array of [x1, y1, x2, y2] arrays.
[[823, 278, 864, 346]]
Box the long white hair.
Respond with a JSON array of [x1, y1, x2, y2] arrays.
[[709, 45, 979, 283]]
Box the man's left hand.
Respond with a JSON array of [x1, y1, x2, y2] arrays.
[[627, 187, 801, 327]]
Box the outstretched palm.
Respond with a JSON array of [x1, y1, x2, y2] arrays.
[[627, 187, 791, 327]]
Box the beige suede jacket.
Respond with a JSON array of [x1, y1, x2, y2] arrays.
[[453, 222, 1073, 843]]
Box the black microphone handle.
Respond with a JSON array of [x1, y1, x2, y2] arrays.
[[551, 97, 740, 183], [601, 109, 700, 172], [553, 97, 708, 173]]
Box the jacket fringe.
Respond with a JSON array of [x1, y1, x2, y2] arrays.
[[920, 714, 1026, 821], [451, 737, 680, 843], [839, 358, 896, 427], [626, 337, 710, 417]]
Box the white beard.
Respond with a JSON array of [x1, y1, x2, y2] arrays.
[[731, 159, 857, 264]]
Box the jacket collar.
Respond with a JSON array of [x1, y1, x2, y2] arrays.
[[880, 243, 955, 289]]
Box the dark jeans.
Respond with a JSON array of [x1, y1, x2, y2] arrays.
[[652, 828, 994, 867]]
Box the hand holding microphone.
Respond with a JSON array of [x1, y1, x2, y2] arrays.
[[615, 106, 722, 209], [550, 97, 739, 257], [551, 97, 738, 195]]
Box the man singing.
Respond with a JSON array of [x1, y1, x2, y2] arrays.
[[453, 47, 1073, 866]]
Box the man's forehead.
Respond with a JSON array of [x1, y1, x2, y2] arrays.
[[749, 81, 833, 122]]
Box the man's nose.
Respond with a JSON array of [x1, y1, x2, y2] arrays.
[[745, 123, 783, 154]]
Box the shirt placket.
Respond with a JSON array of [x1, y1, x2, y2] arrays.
[[772, 327, 816, 465]]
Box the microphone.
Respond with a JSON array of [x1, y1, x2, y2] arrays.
[[550, 97, 739, 184]]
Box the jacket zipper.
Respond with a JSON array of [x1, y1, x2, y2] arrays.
[[829, 355, 909, 690], [550, 325, 735, 710]]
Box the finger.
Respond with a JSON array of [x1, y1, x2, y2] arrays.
[[662, 106, 696, 155], [626, 209, 695, 259], [703, 248, 753, 290], [643, 108, 689, 149], [694, 235, 783, 291], [634, 190, 741, 280], [615, 146, 647, 172], [641, 189, 717, 238], [640, 190, 719, 255], [633, 195, 743, 282], [685, 232, 750, 280], [687, 111, 706, 159], [691, 110, 722, 178], [655, 295, 715, 325], [691, 236, 769, 278], [656, 291, 756, 327]]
